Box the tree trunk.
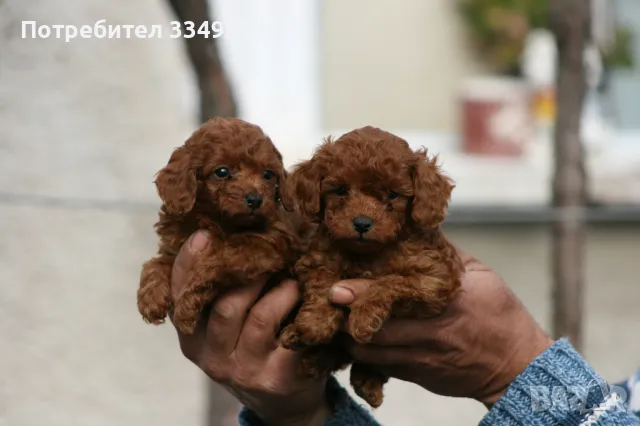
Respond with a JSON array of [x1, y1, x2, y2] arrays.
[[549, 0, 591, 352], [167, 0, 238, 123], [165, 2, 240, 424]]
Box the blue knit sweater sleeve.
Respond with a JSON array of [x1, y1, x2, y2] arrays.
[[481, 339, 639, 426], [238, 375, 380, 426], [239, 339, 639, 426]]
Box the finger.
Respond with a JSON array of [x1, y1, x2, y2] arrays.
[[343, 337, 423, 366], [364, 318, 445, 346], [328, 279, 374, 306], [367, 364, 416, 384], [171, 230, 212, 299], [204, 279, 267, 359], [266, 346, 308, 382], [236, 279, 300, 362], [176, 313, 208, 365], [170, 231, 213, 363]]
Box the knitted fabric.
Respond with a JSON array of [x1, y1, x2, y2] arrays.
[[238, 376, 379, 426], [239, 339, 640, 426], [480, 339, 637, 426]]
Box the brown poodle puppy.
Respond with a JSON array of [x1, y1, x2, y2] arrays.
[[280, 126, 464, 408], [137, 117, 304, 335]]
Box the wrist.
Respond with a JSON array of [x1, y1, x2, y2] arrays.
[[480, 333, 555, 408], [250, 378, 332, 426], [302, 401, 332, 426], [480, 339, 612, 426]]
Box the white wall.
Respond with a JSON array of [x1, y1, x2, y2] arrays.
[[215, 0, 322, 167], [321, 0, 486, 133]]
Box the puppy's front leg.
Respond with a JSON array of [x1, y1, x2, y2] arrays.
[[348, 270, 455, 344], [297, 340, 351, 379], [280, 268, 344, 349], [434, 232, 465, 285], [138, 255, 174, 324], [172, 255, 222, 334], [347, 282, 396, 344], [350, 362, 388, 408]]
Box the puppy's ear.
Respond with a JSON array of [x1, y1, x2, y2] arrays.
[[276, 168, 293, 211], [269, 147, 294, 211], [154, 147, 198, 214], [410, 149, 454, 229], [285, 159, 323, 221]]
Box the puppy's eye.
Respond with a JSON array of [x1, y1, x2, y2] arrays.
[[388, 191, 399, 200], [263, 170, 275, 181], [334, 186, 348, 196], [213, 167, 230, 179]]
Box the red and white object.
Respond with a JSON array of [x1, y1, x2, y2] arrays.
[[460, 77, 532, 156]]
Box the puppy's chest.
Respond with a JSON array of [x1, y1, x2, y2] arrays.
[[218, 232, 279, 254], [337, 241, 432, 280], [339, 262, 390, 280]]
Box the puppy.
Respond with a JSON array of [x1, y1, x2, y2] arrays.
[[280, 126, 463, 407], [137, 117, 303, 335]]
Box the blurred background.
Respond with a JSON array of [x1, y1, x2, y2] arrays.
[[1, 0, 639, 425]]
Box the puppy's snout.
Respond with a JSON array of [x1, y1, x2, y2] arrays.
[[244, 192, 263, 210], [352, 216, 373, 234]]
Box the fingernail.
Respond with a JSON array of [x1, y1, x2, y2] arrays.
[[329, 286, 354, 305], [189, 231, 210, 253]]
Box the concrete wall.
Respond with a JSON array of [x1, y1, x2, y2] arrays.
[[321, 0, 486, 132], [0, 1, 210, 425]]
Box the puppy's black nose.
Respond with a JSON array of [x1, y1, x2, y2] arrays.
[[244, 193, 263, 210], [352, 216, 373, 234]]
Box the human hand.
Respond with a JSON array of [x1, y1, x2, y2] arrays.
[[329, 245, 554, 407], [172, 231, 331, 426]]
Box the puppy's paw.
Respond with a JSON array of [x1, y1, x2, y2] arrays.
[[353, 381, 384, 408], [137, 283, 172, 325], [350, 364, 387, 408], [280, 324, 306, 350], [299, 357, 328, 379], [280, 321, 337, 348], [297, 346, 346, 379], [348, 310, 386, 344], [172, 305, 199, 335], [139, 302, 170, 325]]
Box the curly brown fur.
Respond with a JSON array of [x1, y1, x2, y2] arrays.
[[280, 126, 464, 408], [137, 117, 307, 334]]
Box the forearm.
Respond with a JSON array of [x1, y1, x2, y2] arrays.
[[481, 339, 639, 426], [238, 376, 380, 426]]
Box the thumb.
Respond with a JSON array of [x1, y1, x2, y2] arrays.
[[171, 230, 212, 299], [329, 279, 373, 306]]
